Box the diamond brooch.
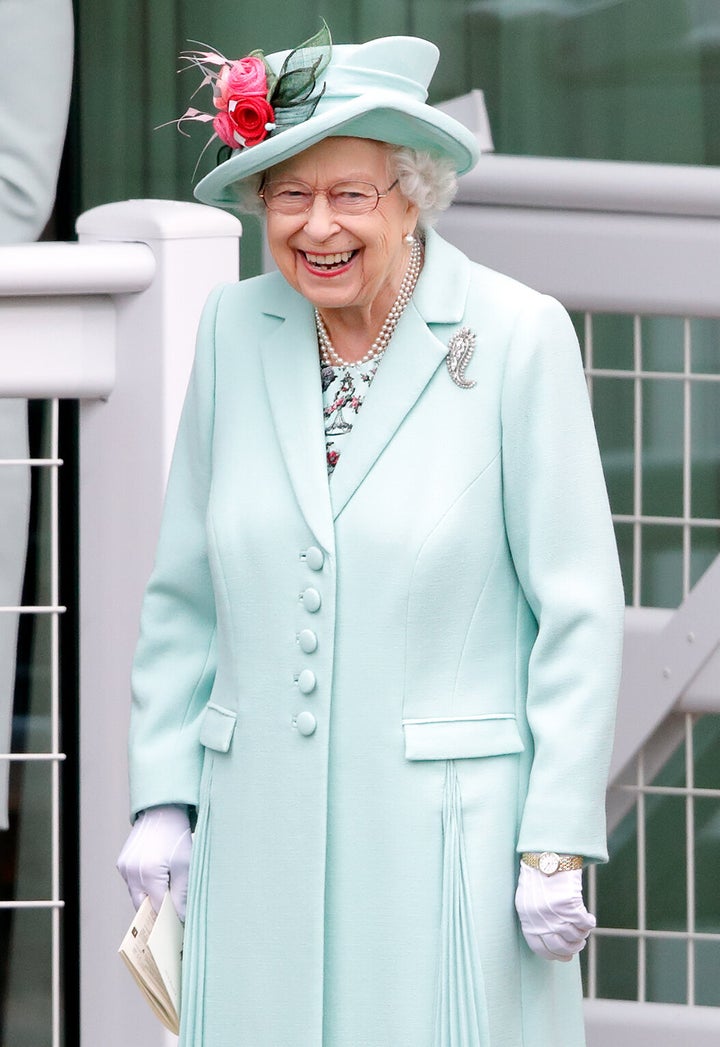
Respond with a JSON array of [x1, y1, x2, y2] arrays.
[[445, 327, 477, 389]]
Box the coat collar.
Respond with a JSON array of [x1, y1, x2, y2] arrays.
[[258, 230, 472, 541]]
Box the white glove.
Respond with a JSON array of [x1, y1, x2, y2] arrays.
[[515, 863, 595, 961], [117, 804, 192, 922]]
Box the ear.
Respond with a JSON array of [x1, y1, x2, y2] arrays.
[[402, 199, 420, 240]]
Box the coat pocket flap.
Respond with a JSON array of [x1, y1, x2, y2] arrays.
[[403, 715, 525, 761], [199, 702, 237, 753]]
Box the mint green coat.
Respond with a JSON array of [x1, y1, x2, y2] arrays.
[[129, 230, 624, 1047]]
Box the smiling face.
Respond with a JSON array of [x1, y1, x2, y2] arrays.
[[263, 137, 419, 327]]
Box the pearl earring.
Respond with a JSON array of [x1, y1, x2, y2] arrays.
[[404, 233, 415, 244]]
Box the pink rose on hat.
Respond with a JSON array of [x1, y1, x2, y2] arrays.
[[214, 56, 268, 109]]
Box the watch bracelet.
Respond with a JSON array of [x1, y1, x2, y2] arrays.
[[521, 851, 584, 873]]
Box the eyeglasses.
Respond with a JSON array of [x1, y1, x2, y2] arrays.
[[259, 179, 399, 216]]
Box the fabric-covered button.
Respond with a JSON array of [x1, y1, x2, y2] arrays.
[[305, 546, 325, 571], [296, 711, 317, 736], [302, 587, 322, 613], [298, 669, 317, 694], [298, 629, 318, 654]]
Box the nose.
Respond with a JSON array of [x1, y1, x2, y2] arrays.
[[302, 192, 341, 241]]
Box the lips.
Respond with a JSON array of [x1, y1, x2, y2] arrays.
[[301, 249, 358, 272]]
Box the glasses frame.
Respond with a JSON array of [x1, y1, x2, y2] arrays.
[[258, 178, 400, 216]]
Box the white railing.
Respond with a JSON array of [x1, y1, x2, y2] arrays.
[[442, 154, 720, 316], [440, 154, 720, 1041], [0, 200, 241, 1047]]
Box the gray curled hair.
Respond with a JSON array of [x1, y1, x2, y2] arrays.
[[388, 147, 457, 229], [229, 144, 457, 229]]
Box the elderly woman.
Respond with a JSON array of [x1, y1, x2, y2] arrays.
[[118, 27, 624, 1047]]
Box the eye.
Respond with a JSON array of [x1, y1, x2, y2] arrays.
[[267, 182, 312, 204], [335, 190, 365, 201], [330, 182, 376, 208]]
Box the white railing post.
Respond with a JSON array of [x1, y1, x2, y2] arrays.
[[76, 200, 241, 1047]]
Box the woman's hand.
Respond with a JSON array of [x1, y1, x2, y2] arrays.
[[514, 864, 595, 961], [117, 804, 192, 922]]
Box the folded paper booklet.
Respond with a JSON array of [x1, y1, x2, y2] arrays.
[[118, 892, 183, 1034]]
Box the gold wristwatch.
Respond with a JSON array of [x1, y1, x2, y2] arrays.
[[521, 851, 583, 876]]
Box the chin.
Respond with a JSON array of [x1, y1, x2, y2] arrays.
[[297, 276, 363, 312]]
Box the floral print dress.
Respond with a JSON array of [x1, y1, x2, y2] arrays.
[[321, 359, 380, 475]]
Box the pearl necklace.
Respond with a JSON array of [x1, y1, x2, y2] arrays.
[[315, 237, 423, 368]]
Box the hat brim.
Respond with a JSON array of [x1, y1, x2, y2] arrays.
[[193, 90, 481, 210]]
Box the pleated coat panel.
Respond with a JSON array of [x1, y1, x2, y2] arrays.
[[128, 229, 625, 1047]]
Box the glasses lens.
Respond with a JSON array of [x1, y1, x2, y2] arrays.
[[263, 182, 314, 214], [328, 182, 379, 214]]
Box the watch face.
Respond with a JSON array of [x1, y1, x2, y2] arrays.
[[539, 851, 560, 875]]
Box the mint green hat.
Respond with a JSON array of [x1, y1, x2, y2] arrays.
[[193, 34, 481, 209]]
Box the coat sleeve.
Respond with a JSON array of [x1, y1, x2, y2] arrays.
[[0, 0, 73, 243], [500, 293, 625, 864], [127, 285, 225, 819]]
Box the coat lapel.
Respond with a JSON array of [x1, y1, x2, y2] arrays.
[[259, 286, 336, 554], [329, 231, 473, 520], [257, 232, 473, 538]]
